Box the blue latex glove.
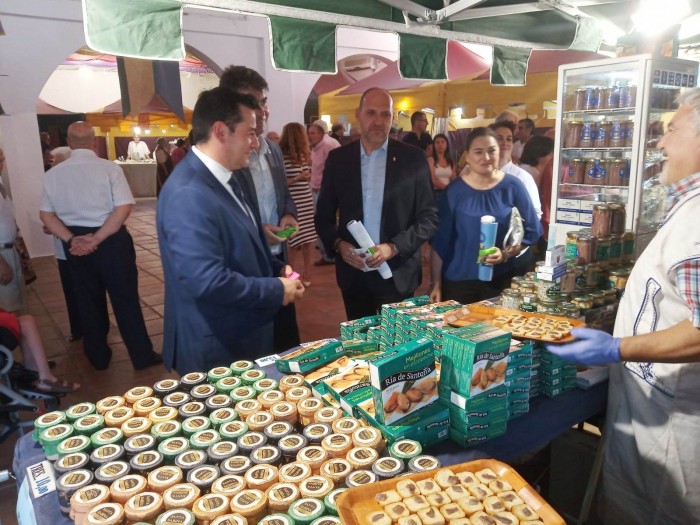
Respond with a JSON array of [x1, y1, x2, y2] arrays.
[[545, 327, 622, 366]]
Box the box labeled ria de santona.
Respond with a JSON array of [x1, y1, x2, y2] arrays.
[[369, 338, 439, 426]]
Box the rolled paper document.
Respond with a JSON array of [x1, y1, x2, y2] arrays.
[[478, 215, 498, 282], [346, 220, 393, 279]]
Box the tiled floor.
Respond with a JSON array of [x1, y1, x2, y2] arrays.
[[0, 199, 431, 522]]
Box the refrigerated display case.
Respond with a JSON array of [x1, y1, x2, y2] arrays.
[[551, 55, 698, 258]]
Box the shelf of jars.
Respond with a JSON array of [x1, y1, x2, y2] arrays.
[[561, 183, 630, 189], [562, 147, 632, 153], [563, 107, 635, 116]]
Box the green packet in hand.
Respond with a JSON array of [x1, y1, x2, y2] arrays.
[[477, 247, 498, 264], [275, 225, 297, 238]]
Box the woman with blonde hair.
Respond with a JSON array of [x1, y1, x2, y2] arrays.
[[279, 122, 317, 286]]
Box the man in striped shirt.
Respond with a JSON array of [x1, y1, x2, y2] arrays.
[[547, 88, 700, 524]]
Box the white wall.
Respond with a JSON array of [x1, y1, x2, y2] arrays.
[[0, 0, 399, 256]]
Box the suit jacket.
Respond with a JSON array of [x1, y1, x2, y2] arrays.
[[234, 138, 297, 262], [315, 138, 439, 295], [156, 150, 285, 375]]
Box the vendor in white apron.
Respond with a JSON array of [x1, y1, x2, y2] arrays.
[[548, 88, 700, 525]]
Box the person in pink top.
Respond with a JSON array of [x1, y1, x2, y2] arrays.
[[308, 120, 340, 265]]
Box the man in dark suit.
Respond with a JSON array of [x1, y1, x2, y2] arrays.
[[219, 65, 301, 353], [156, 87, 304, 375], [315, 88, 439, 320]]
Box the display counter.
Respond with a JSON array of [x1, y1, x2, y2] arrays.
[[115, 161, 156, 198], [13, 375, 606, 525]]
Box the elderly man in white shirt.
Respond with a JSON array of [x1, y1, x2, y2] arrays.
[[127, 134, 150, 160], [40, 122, 161, 371]]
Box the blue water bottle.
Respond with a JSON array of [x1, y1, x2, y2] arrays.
[[478, 215, 498, 282]]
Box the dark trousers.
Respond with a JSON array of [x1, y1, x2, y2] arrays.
[[57, 258, 82, 338], [441, 275, 511, 304], [273, 253, 301, 353], [340, 271, 409, 321], [64, 226, 155, 370]]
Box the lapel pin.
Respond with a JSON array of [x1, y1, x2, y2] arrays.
[[392, 157, 396, 162]]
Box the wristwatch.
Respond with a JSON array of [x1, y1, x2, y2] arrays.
[[390, 243, 399, 257]]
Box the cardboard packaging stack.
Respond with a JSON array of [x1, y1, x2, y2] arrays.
[[438, 322, 512, 447], [539, 348, 577, 398], [505, 340, 534, 420]]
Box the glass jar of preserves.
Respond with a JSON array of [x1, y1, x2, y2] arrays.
[[622, 231, 635, 263], [580, 121, 594, 148], [519, 293, 538, 312], [572, 88, 587, 111], [560, 268, 576, 294], [591, 204, 611, 238], [572, 294, 593, 313], [562, 303, 582, 319], [563, 158, 586, 184], [519, 282, 535, 295], [624, 120, 634, 147], [608, 268, 631, 291], [586, 262, 602, 288], [525, 272, 536, 281], [511, 276, 526, 289], [566, 231, 579, 261], [603, 289, 617, 304], [501, 288, 522, 311], [574, 265, 587, 289], [583, 87, 599, 110], [609, 120, 624, 147], [608, 159, 629, 187], [577, 235, 597, 265], [585, 159, 608, 185], [536, 298, 560, 315], [594, 121, 612, 147], [608, 203, 626, 235], [603, 86, 620, 109], [535, 277, 561, 302], [609, 234, 623, 264], [589, 291, 606, 308], [595, 237, 611, 263], [566, 121, 583, 148]]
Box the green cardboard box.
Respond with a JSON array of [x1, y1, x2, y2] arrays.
[[369, 338, 438, 426], [340, 315, 380, 340], [340, 339, 380, 358], [276, 338, 344, 374]]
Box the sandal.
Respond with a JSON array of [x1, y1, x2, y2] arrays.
[[31, 378, 80, 394]]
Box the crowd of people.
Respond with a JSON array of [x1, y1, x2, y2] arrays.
[[8, 64, 700, 523]]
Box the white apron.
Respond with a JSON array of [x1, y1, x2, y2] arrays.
[[602, 185, 700, 524]]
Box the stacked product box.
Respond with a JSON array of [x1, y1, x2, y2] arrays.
[[505, 340, 533, 420], [530, 343, 543, 398], [539, 349, 577, 398], [438, 322, 511, 447], [380, 296, 431, 347], [340, 315, 380, 340], [276, 338, 345, 374]]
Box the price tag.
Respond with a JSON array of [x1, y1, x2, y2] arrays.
[[26, 460, 56, 499], [255, 354, 279, 367]]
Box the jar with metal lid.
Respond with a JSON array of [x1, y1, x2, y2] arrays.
[[608, 268, 631, 291], [591, 204, 611, 238], [580, 122, 594, 148], [595, 237, 610, 263], [562, 303, 582, 319], [594, 121, 612, 147], [622, 231, 635, 263], [586, 262, 603, 288], [519, 282, 535, 294], [510, 276, 526, 289], [609, 120, 624, 147], [608, 159, 629, 187], [536, 299, 560, 315], [565, 121, 583, 148], [572, 294, 593, 313], [565, 232, 579, 260], [589, 291, 606, 308], [574, 265, 587, 289], [519, 293, 538, 312], [560, 268, 576, 294], [608, 203, 626, 235], [624, 120, 634, 147], [585, 159, 608, 185], [501, 288, 522, 311], [608, 235, 623, 264], [603, 288, 617, 304], [535, 276, 560, 302], [577, 235, 597, 265], [569, 158, 586, 184], [572, 89, 587, 111]]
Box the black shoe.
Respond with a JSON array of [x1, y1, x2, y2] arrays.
[[134, 353, 163, 370]]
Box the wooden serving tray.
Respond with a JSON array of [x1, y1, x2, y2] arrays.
[[444, 304, 585, 343], [336, 458, 565, 525]]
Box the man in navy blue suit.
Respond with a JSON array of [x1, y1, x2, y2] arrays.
[[157, 87, 305, 375]]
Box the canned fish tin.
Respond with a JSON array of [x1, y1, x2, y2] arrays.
[[151, 420, 182, 442], [219, 420, 249, 442], [180, 372, 207, 392], [174, 449, 208, 473], [66, 403, 97, 422]]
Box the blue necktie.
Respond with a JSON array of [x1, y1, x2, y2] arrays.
[[228, 174, 256, 225]]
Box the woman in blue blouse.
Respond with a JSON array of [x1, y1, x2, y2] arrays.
[[430, 127, 542, 304]]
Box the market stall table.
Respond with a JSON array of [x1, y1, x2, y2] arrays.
[[115, 161, 156, 198], [13, 378, 607, 525]]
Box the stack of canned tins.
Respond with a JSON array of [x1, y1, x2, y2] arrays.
[[35, 361, 442, 525]]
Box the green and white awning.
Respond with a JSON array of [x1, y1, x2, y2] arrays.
[[82, 0, 614, 85]]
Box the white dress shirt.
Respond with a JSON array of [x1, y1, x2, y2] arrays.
[[127, 141, 150, 160]]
